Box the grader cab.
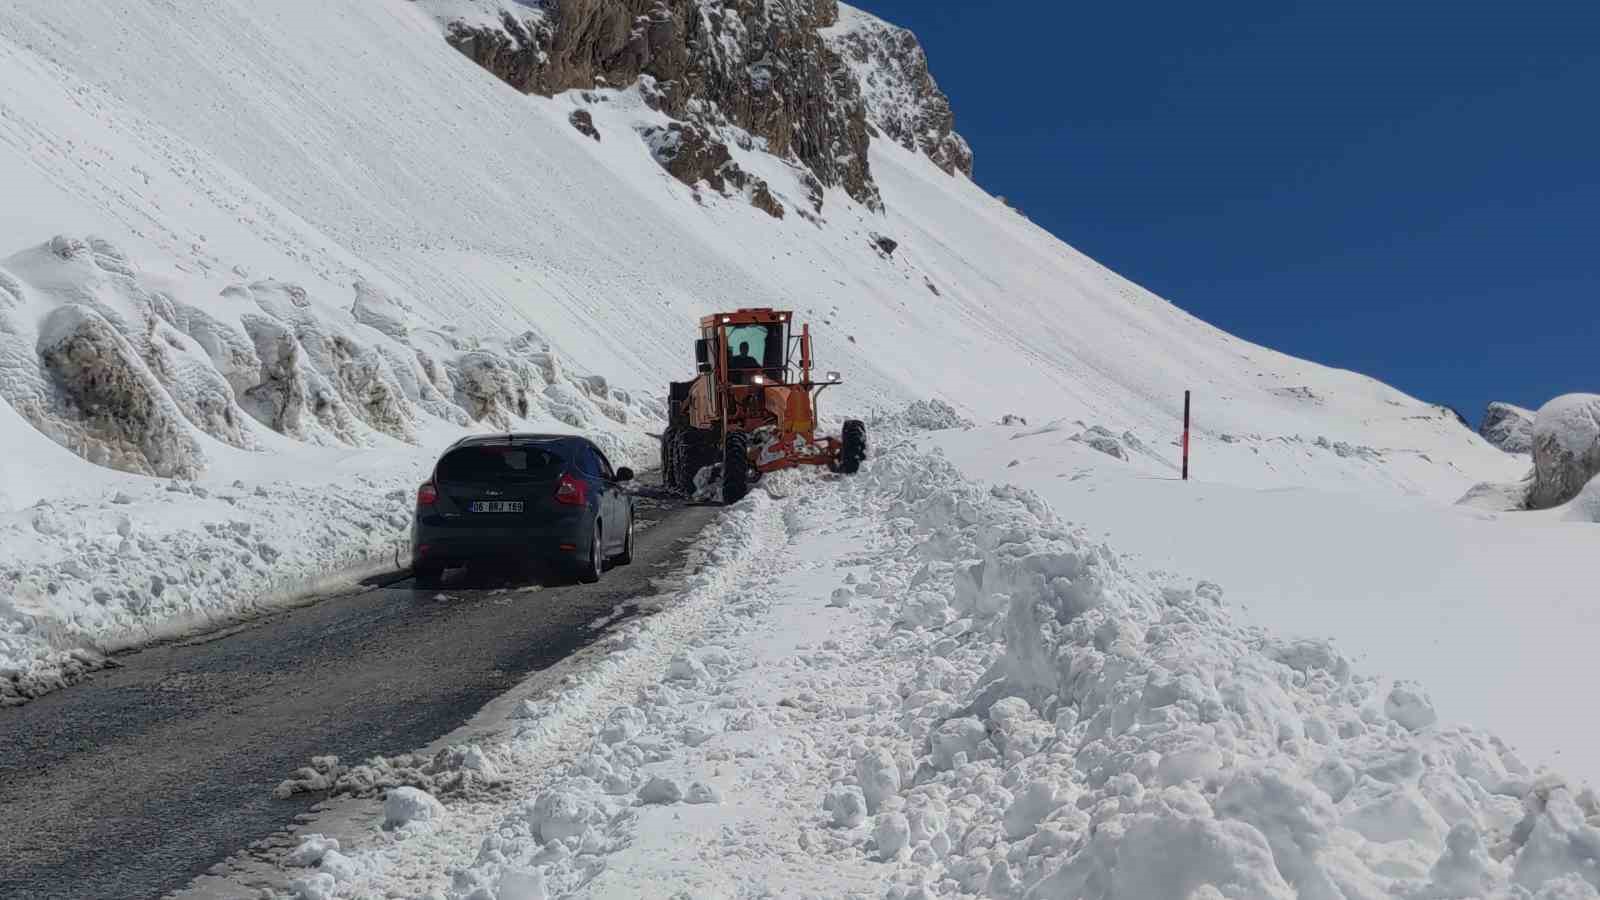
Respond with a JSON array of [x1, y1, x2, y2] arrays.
[[661, 308, 867, 503]]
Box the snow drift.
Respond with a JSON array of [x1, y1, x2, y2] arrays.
[[258, 433, 1600, 899], [1528, 394, 1600, 511]]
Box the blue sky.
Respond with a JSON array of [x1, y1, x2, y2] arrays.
[[854, 0, 1598, 422]]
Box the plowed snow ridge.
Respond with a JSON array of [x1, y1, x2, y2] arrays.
[[274, 440, 1600, 900]]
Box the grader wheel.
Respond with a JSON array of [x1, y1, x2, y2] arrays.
[[722, 432, 751, 504]]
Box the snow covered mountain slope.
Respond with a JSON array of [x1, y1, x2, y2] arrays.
[[4, 0, 1598, 895], [0, 0, 1572, 746], [0, 0, 1520, 501]]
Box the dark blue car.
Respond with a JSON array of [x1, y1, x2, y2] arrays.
[[411, 433, 635, 586]]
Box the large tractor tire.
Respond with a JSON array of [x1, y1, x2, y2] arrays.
[[670, 428, 705, 495], [722, 432, 751, 504], [836, 420, 868, 475], [660, 424, 679, 487]]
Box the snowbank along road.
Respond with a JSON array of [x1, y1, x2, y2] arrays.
[[144, 419, 1600, 900], [0, 483, 717, 900]]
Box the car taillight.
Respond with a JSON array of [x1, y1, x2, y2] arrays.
[[417, 482, 438, 505], [554, 472, 588, 506]]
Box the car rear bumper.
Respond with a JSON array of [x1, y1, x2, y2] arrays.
[[413, 510, 591, 567]]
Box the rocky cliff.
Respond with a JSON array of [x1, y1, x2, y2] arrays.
[[1479, 401, 1535, 454], [427, 0, 969, 213], [824, 3, 972, 178]]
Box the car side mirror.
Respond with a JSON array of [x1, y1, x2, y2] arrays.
[[694, 339, 713, 374], [615, 467, 635, 483]]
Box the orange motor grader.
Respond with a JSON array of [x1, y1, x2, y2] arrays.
[[661, 308, 866, 503]]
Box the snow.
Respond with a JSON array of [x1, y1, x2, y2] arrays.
[[1536, 395, 1600, 459], [930, 425, 1600, 789], [249, 431, 1600, 899], [1529, 394, 1600, 509], [1482, 401, 1537, 454], [384, 786, 446, 830], [0, 0, 1527, 691], [0, 0, 1594, 891], [1560, 475, 1600, 523]]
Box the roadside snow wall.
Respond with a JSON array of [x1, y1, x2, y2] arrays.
[[846, 444, 1600, 898]]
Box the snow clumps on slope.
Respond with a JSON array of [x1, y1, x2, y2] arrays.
[[0, 235, 662, 478]]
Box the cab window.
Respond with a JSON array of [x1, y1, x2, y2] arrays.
[[725, 324, 784, 379]]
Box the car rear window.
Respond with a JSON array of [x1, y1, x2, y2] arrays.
[[436, 445, 565, 483]]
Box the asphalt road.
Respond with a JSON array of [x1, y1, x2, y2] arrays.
[[0, 486, 718, 900]]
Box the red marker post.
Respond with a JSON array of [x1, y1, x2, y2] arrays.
[[1182, 390, 1191, 481]]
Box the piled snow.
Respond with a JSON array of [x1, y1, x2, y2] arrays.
[[932, 424, 1600, 790], [1528, 394, 1600, 510], [0, 230, 658, 692], [252, 439, 1600, 899], [1560, 476, 1600, 524], [384, 786, 446, 830], [0, 461, 419, 705], [264, 485, 786, 899]]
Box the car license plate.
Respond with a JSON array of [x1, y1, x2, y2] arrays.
[[470, 500, 524, 513]]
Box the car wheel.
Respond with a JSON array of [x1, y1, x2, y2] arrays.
[[612, 509, 634, 567], [578, 524, 603, 584]]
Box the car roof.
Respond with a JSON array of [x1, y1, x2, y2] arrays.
[[446, 433, 590, 450]]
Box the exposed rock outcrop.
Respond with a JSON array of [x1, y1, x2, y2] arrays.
[[441, 0, 882, 210], [638, 122, 737, 192], [569, 109, 601, 141], [825, 3, 973, 177], [36, 305, 205, 479], [1527, 394, 1600, 510], [1479, 401, 1535, 454], [636, 121, 785, 216]]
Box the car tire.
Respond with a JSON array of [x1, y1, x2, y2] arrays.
[[611, 509, 634, 567], [577, 523, 603, 584]]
